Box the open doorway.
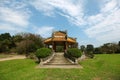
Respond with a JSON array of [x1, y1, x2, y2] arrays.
[[56, 45, 64, 52]]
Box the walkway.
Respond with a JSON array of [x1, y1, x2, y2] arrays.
[[38, 52, 83, 68], [0, 55, 26, 61]]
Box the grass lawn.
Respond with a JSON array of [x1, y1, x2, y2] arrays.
[[0, 54, 120, 80]]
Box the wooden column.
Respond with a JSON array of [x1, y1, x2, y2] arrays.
[[63, 42, 65, 52], [54, 42, 56, 52], [52, 42, 56, 52], [47, 45, 49, 48], [52, 42, 54, 52], [65, 41, 68, 52]]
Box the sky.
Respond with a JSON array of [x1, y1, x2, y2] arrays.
[[0, 0, 120, 47]]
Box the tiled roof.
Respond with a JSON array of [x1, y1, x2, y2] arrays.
[[44, 31, 76, 44], [44, 37, 76, 43]]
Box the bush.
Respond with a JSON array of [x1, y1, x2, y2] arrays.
[[86, 51, 94, 58], [35, 48, 52, 63], [27, 53, 36, 59], [67, 48, 82, 58]]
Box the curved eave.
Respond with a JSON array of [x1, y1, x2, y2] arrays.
[[44, 38, 52, 44], [44, 37, 76, 44], [67, 38, 76, 43]]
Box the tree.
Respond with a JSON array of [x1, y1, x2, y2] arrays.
[[80, 45, 85, 52], [86, 44, 94, 58], [0, 33, 11, 41], [0, 33, 15, 53], [12, 35, 23, 43], [86, 45, 94, 52], [16, 40, 35, 54], [116, 41, 120, 53], [15, 33, 44, 55], [94, 47, 102, 54], [119, 41, 120, 46], [100, 43, 119, 54]]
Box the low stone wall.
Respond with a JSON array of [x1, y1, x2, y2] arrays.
[[64, 52, 78, 64], [40, 52, 55, 65]]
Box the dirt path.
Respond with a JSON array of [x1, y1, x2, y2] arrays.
[[0, 55, 26, 61]]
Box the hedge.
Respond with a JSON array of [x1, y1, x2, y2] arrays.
[[67, 48, 82, 58], [35, 48, 52, 61]]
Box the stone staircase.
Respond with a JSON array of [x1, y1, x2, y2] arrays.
[[37, 52, 83, 68], [44, 52, 73, 65]]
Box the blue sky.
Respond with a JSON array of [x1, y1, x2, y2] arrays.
[[0, 0, 120, 47]]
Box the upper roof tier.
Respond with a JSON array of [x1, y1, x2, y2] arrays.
[[44, 31, 76, 44]]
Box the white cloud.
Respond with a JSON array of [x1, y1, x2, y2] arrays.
[[0, 0, 120, 46], [0, 7, 30, 27], [30, 0, 55, 16], [0, 0, 31, 34], [30, 0, 85, 26], [29, 0, 120, 45], [0, 24, 16, 31], [101, 0, 119, 13], [85, 0, 120, 43], [0, 23, 26, 34], [34, 26, 54, 38]]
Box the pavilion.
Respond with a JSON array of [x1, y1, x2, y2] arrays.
[[44, 31, 78, 52]]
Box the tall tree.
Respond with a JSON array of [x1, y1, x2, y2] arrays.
[[86, 44, 94, 58], [94, 47, 102, 54], [86, 44, 94, 52], [80, 45, 85, 52], [15, 33, 44, 55], [100, 43, 119, 54], [0, 33, 14, 53], [119, 41, 120, 46]]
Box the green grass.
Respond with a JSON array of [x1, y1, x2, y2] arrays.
[[0, 54, 120, 80]]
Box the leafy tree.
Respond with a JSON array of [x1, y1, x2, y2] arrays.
[[0, 33, 11, 41], [0, 33, 15, 53], [15, 33, 44, 55], [16, 40, 36, 55], [86, 44, 94, 58], [80, 45, 85, 52], [94, 47, 102, 54], [115, 41, 120, 53], [119, 41, 120, 46], [12, 35, 23, 43], [86, 45, 94, 52], [100, 43, 119, 54]]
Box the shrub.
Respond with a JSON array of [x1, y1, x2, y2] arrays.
[[35, 48, 52, 63], [27, 53, 36, 59], [67, 48, 82, 58], [86, 51, 94, 58]]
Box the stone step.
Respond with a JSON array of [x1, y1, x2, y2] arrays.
[[45, 52, 73, 65], [45, 63, 72, 65]]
